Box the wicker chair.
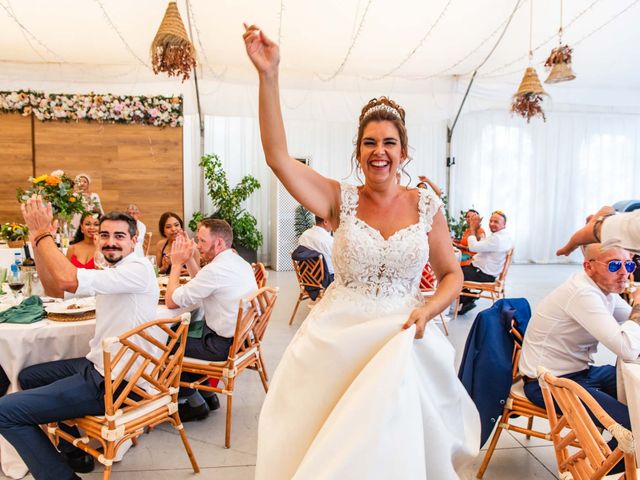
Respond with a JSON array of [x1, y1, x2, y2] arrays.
[[538, 367, 637, 480], [289, 255, 325, 325], [252, 261, 268, 288], [47, 313, 199, 479], [180, 287, 278, 448], [476, 320, 550, 478], [142, 232, 153, 256], [454, 248, 514, 320]]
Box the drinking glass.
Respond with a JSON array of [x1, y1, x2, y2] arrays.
[[93, 251, 110, 270], [0, 267, 7, 285], [146, 255, 159, 277], [7, 271, 26, 305]]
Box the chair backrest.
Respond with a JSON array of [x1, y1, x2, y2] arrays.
[[538, 367, 637, 480], [143, 232, 153, 256], [419, 263, 437, 292], [495, 248, 515, 290], [252, 287, 278, 343], [101, 313, 191, 418], [252, 262, 267, 289], [509, 320, 525, 382], [227, 290, 265, 363], [292, 256, 325, 290]]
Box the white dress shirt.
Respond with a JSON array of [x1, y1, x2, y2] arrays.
[[298, 225, 334, 275], [519, 271, 640, 378], [74, 253, 161, 390], [467, 229, 513, 276], [601, 211, 640, 253], [171, 249, 258, 338], [134, 220, 147, 257]]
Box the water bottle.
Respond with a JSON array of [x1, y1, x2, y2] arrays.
[[13, 252, 23, 269]]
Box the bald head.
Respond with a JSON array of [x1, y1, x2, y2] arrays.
[[582, 243, 604, 261]]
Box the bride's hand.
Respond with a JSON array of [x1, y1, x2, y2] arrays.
[[243, 23, 280, 75], [403, 305, 435, 339]]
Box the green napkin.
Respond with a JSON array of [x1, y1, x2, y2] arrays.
[[187, 320, 205, 339], [0, 296, 45, 324]]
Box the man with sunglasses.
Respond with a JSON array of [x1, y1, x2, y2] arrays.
[[519, 244, 640, 439]]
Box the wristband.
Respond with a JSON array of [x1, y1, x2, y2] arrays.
[[34, 232, 53, 247], [593, 214, 615, 243]]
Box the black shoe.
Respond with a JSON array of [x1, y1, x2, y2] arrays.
[[204, 394, 220, 411], [178, 402, 210, 422], [458, 302, 477, 316], [61, 452, 95, 473]]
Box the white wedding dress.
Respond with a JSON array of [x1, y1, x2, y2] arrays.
[[256, 184, 480, 479]]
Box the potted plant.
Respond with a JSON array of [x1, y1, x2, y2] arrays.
[[189, 154, 263, 263], [442, 195, 468, 240], [1, 222, 29, 248]]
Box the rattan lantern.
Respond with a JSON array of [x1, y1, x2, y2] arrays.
[[544, 45, 576, 84], [511, 67, 548, 123], [151, 0, 196, 82]]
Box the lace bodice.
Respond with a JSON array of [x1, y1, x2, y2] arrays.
[[331, 183, 442, 300]]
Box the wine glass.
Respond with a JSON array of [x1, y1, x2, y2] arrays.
[[8, 271, 26, 305], [93, 251, 110, 270], [146, 255, 159, 277]]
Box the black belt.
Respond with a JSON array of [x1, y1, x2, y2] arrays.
[[522, 375, 536, 384]]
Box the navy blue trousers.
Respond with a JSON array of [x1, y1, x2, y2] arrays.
[[0, 357, 106, 480]]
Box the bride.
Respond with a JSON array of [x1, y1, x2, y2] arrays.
[[244, 25, 480, 479]]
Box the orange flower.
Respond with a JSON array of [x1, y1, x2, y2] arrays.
[[45, 176, 61, 186], [69, 196, 76, 203]]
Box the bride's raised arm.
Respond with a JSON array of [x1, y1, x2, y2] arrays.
[[243, 24, 341, 226]]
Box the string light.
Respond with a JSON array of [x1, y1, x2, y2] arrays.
[[185, 0, 226, 80], [277, 0, 285, 47], [93, 0, 149, 68], [318, 0, 374, 82]]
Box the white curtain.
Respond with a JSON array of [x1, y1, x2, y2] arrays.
[[450, 110, 640, 263]]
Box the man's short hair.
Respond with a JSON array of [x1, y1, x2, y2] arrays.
[[492, 210, 507, 223], [314, 215, 325, 225], [467, 209, 479, 215], [200, 218, 233, 247], [100, 212, 137, 238]]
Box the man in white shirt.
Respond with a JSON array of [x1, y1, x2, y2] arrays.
[[127, 204, 147, 257], [458, 210, 514, 315], [0, 198, 159, 480], [165, 219, 257, 422], [520, 243, 640, 448], [298, 216, 334, 277]]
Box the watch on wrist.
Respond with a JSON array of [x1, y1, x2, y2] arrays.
[[593, 214, 615, 243]]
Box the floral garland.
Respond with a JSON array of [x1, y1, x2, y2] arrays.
[[0, 90, 183, 127]]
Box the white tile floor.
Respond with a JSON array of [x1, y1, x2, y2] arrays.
[[2, 263, 588, 480]]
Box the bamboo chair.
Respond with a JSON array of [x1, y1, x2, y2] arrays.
[[454, 248, 514, 320], [419, 263, 448, 336], [142, 232, 153, 256], [538, 367, 638, 480], [252, 261, 268, 288], [47, 313, 199, 480], [289, 255, 325, 325], [476, 320, 550, 478], [180, 287, 278, 448]]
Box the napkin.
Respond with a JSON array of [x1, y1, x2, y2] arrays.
[[0, 296, 45, 324], [187, 320, 205, 339]]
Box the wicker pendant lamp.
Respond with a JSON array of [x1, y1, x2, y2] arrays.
[[544, 1, 576, 84], [151, 0, 196, 82], [511, 0, 547, 123]]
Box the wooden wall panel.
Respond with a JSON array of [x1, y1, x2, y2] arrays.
[[35, 122, 183, 254], [0, 114, 33, 223]]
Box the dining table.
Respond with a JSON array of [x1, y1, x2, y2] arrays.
[[0, 297, 198, 479]]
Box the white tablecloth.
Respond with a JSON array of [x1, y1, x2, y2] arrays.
[[620, 361, 640, 464], [0, 304, 194, 479]]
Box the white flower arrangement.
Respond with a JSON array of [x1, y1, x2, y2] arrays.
[[0, 90, 183, 128]]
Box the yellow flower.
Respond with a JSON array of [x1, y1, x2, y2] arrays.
[[69, 197, 76, 203], [33, 174, 48, 183]]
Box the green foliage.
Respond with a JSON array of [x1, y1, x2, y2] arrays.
[[294, 205, 314, 238], [441, 194, 468, 240], [190, 154, 263, 251], [0, 222, 28, 242]]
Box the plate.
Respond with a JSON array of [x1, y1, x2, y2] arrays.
[[45, 297, 96, 315]]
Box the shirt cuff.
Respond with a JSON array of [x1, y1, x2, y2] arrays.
[[601, 213, 640, 253], [74, 268, 97, 297], [620, 320, 640, 357]]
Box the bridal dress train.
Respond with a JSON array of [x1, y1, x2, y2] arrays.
[[256, 184, 480, 479]]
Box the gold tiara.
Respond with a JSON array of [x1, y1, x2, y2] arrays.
[[362, 104, 402, 122]]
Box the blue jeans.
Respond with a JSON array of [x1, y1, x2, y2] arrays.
[[0, 357, 106, 480]]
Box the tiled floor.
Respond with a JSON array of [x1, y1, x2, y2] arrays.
[[2, 263, 590, 479]]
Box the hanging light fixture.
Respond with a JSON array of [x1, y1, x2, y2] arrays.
[[544, 0, 576, 84], [150, 0, 197, 82], [511, 0, 548, 122]]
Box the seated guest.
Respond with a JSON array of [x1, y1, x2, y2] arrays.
[[454, 209, 486, 267], [0, 198, 159, 479], [71, 173, 104, 236], [298, 215, 334, 278], [519, 243, 640, 451], [126, 204, 147, 257], [458, 210, 513, 315], [416, 175, 442, 197], [156, 211, 199, 274], [66, 211, 100, 269], [165, 219, 257, 421]]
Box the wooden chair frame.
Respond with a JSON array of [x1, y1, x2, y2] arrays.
[[180, 287, 278, 448], [47, 314, 199, 479], [142, 232, 153, 256], [538, 367, 637, 480], [454, 248, 514, 321], [419, 263, 448, 336], [476, 320, 551, 478], [289, 255, 325, 325], [252, 261, 268, 289]]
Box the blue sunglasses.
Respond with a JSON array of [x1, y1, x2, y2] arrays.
[[591, 259, 636, 273]]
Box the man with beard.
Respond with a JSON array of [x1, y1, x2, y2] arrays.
[[0, 195, 159, 480], [165, 219, 257, 421], [519, 243, 640, 440]]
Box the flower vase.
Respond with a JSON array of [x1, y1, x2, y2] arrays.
[[7, 240, 25, 248]]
